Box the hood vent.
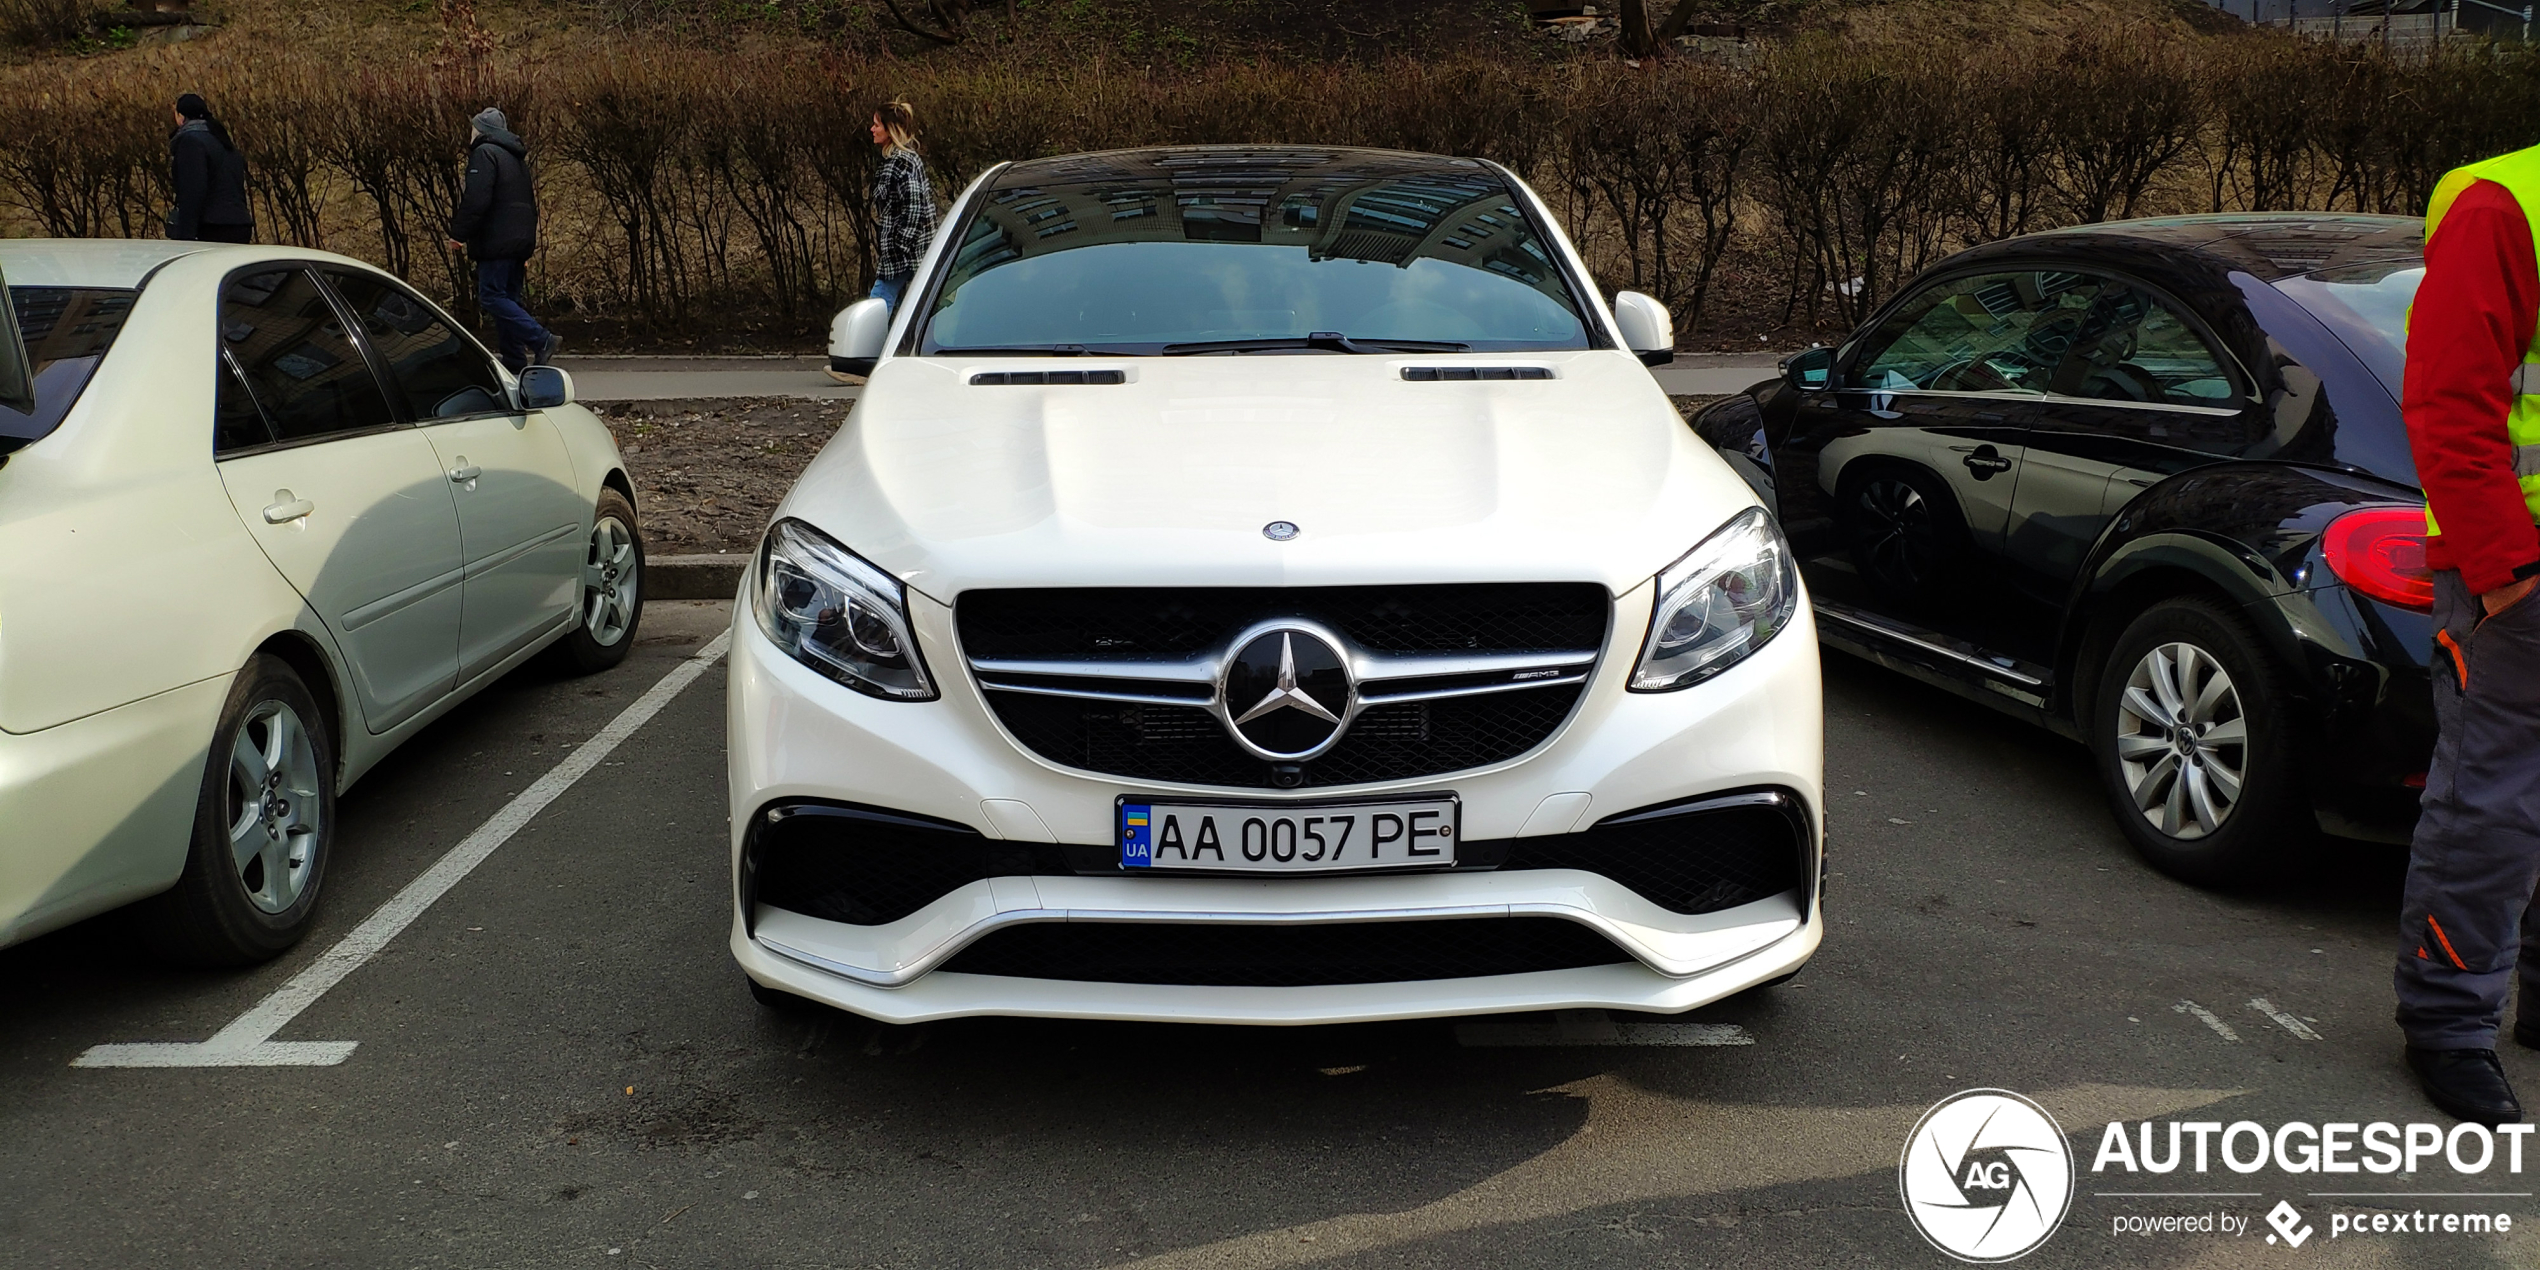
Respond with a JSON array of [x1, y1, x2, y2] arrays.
[[1401, 366, 1553, 382], [970, 370, 1127, 386]]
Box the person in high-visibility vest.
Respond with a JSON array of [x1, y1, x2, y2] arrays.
[[2397, 143, 2540, 1127]]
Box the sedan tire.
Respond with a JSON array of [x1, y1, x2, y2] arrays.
[[2090, 597, 2306, 886], [145, 654, 336, 965], [546, 488, 645, 675]]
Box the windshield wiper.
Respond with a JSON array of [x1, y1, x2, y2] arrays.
[[931, 344, 1140, 356], [1162, 332, 1470, 356]]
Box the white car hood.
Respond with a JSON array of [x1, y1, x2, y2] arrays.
[[777, 350, 1758, 601]]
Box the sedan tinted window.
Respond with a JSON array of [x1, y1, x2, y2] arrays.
[[1, 287, 136, 454], [1847, 271, 2101, 394], [220, 269, 397, 442], [2060, 287, 2238, 410], [325, 270, 508, 420]]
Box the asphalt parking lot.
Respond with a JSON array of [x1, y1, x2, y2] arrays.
[[0, 600, 2518, 1268]]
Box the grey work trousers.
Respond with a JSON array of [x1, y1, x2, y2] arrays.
[[2396, 568, 2540, 1049]]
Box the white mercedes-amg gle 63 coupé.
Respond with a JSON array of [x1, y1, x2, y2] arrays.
[[730, 146, 1824, 1025]]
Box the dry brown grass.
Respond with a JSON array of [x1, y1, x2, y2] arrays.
[[4, 28, 2536, 346]]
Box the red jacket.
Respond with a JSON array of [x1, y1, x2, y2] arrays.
[[2406, 178, 2540, 596]]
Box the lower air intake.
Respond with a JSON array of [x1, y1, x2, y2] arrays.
[[936, 917, 1632, 986]]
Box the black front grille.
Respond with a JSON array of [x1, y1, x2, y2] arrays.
[[936, 917, 1632, 986], [1491, 793, 1810, 914], [957, 584, 1609, 660], [984, 685, 1584, 788]]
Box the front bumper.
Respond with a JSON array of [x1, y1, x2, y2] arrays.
[[725, 577, 1826, 1023]]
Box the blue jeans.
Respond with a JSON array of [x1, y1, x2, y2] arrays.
[[476, 259, 550, 369], [870, 271, 911, 314]]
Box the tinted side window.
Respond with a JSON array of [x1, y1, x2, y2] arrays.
[[220, 269, 396, 442], [2, 287, 138, 452], [2060, 287, 2240, 411], [324, 270, 507, 420], [1847, 271, 2102, 395], [215, 351, 274, 453]]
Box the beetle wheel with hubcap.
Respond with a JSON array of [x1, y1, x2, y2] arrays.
[[2091, 597, 2303, 886], [2113, 641, 2248, 840], [1842, 465, 1967, 606]]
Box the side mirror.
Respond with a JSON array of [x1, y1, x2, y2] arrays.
[[1612, 291, 1674, 368], [829, 297, 891, 379], [1781, 346, 1834, 393], [0, 261, 31, 417], [518, 365, 575, 410]]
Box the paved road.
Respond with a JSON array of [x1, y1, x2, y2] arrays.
[[0, 601, 2509, 1267], [558, 356, 1780, 402]]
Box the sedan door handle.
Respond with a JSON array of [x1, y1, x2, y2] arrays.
[[448, 461, 482, 483], [262, 493, 314, 524]]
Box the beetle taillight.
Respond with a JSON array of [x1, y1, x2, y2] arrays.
[[2322, 506, 2434, 612]]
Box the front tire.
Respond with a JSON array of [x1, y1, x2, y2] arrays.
[[145, 654, 336, 965], [547, 488, 645, 675], [1840, 464, 1968, 607], [2090, 597, 2306, 886]]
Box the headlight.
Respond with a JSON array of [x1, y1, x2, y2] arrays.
[[1630, 506, 1799, 692], [753, 518, 936, 701]]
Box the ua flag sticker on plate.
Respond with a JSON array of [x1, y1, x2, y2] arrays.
[[1121, 804, 1154, 868]]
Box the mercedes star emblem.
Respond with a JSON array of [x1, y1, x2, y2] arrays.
[[1220, 627, 1352, 759]]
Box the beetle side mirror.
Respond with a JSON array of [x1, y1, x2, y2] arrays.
[[1781, 346, 1834, 393], [829, 297, 891, 379], [1612, 291, 1674, 367], [0, 260, 31, 417], [518, 365, 575, 410]]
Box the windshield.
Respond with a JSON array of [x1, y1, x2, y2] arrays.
[[1, 287, 136, 454], [2273, 260, 2420, 399], [916, 154, 1594, 355]]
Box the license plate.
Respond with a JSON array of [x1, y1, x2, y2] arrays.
[[1118, 796, 1459, 873]]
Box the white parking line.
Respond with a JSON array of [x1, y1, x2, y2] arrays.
[[74, 631, 732, 1069], [1457, 1010, 1755, 1048], [2174, 1000, 2241, 1043], [2249, 997, 2323, 1041]]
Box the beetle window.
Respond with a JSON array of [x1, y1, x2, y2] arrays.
[[1846, 272, 2102, 395], [2059, 286, 2238, 410]]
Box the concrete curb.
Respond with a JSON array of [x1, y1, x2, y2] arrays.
[[649, 553, 749, 601]]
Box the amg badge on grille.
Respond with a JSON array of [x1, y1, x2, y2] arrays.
[[1222, 629, 1351, 759]]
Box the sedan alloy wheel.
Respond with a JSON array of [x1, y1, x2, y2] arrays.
[[226, 698, 324, 913]]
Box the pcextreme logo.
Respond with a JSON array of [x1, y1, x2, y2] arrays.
[[1900, 1089, 2077, 1263]]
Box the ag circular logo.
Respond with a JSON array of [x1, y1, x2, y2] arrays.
[[1899, 1089, 2074, 1263], [1221, 627, 1351, 759]]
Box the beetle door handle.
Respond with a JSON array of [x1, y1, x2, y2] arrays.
[[448, 460, 482, 483], [262, 492, 314, 524], [1959, 446, 2014, 477]]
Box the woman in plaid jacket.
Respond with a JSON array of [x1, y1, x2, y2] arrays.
[[868, 101, 939, 315]]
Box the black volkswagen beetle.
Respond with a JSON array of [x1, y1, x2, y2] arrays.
[[1691, 214, 2432, 885]]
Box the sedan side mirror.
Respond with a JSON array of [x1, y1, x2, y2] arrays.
[[1781, 346, 1834, 393], [830, 297, 891, 379], [1612, 291, 1674, 368], [518, 365, 575, 410]]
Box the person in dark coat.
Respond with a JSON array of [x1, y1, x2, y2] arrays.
[[445, 107, 556, 372], [168, 92, 252, 243]]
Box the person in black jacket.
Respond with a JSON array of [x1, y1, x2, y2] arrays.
[[168, 93, 252, 243], [445, 107, 555, 371]]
